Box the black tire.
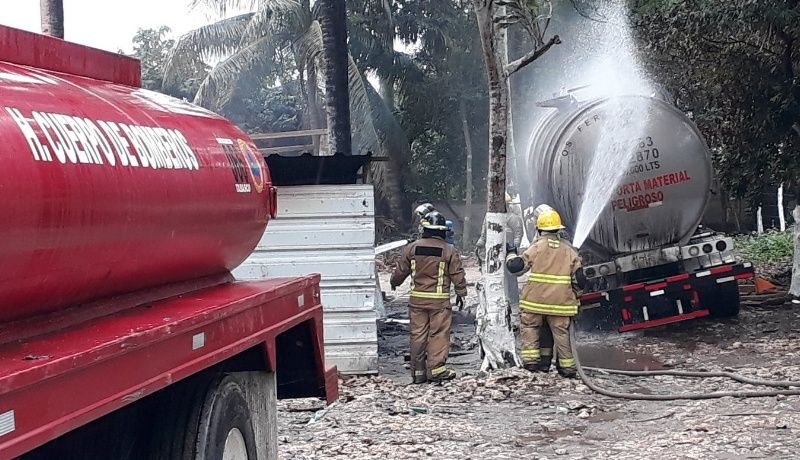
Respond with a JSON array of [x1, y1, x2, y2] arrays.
[[195, 375, 258, 460], [700, 282, 741, 318], [148, 374, 257, 460]]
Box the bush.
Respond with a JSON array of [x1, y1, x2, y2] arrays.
[[735, 230, 794, 263]]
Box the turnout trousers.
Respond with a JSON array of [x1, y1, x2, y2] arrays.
[[520, 312, 575, 371], [409, 306, 453, 379]]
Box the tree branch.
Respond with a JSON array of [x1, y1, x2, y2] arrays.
[[505, 34, 560, 76], [569, 0, 608, 22]]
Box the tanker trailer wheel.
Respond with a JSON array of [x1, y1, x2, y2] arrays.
[[698, 282, 741, 318], [149, 373, 259, 460]]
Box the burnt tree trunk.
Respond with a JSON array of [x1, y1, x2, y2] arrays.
[[472, 1, 518, 370], [319, 0, 352, 155], [40, 0, 64, 39]]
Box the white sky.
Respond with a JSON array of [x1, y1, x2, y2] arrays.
[[2, 0, 250, 53]]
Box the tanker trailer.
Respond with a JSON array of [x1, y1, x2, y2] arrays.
[[523, 91, 754, 332], [0, 25, 336, 459]]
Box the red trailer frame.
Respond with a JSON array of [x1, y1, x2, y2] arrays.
[[580, 262, 754, 331], [0, 275, 337, 458]]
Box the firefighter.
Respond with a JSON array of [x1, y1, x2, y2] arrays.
[[391, 211, 468, 384], [521, 203, 558, 371], [506, 208, 586, 378]]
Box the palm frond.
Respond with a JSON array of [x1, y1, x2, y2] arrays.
[[190, 0, 259, 15], [193, 36, 276, 110], [163, 13, 255, 91], [239, 0, 311, 48], [373, 50, 423, 97]]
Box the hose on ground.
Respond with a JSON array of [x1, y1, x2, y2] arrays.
[[570, 327, 800, 400]]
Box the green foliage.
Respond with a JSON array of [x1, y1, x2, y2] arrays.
[[354, 0, 489, 204], [735, 230, 794, 263], [409, 130, 467, 200], [344, 0, 491, 209], [629, 0, 800, 205], [130, 26, 207, 99], [223, 80, 305, 133]]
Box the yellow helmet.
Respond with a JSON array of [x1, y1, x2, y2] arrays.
[[536, 209, 565, 231]]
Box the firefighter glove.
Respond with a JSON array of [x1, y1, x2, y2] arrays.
[[506, 254, 525, 275], [574, 267, 588, 290]]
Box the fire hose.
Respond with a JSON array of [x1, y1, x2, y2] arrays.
[[570, 327, 800, 400]]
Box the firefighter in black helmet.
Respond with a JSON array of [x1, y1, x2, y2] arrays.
[[391, 211, 468, 383]]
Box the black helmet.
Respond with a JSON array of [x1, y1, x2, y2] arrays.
[[421, 211, 448, 230]]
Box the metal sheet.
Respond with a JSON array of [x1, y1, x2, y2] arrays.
[[235, 185, 378, 374]]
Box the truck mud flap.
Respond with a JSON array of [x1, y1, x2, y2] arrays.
[[580, 262, 755, 332]]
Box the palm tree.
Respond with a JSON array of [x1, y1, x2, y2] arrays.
[[164, 0, 411, 229], [40, 0, 64, 38], [319, 0, 351, 155]]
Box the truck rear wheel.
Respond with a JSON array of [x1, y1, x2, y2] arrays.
[[149, 373, 262, 460], [700, 283, 741, 318], [196, 375, 258, 460]]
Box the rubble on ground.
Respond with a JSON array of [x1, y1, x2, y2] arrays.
[[278, 262, 800, 459]]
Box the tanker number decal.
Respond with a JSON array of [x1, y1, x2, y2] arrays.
[[218, 138, 263, 193], [624, 136, 661, 176], [3, 107, 200, 170]]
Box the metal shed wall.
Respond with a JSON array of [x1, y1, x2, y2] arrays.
[[234, 184, 378, 373]]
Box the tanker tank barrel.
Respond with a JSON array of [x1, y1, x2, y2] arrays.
[[525, 95, 712, 255], [0, 37, 274, 324]]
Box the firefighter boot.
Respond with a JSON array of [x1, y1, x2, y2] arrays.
[[412, 369, 428, 384], [536, 355, 552, 372], [558, 368, 577, 379], [522, 362, 538, 373], [557, 365, 577, 379], [429, 366, 457, 382]]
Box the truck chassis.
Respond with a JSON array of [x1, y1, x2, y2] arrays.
[[0, 275, 337, 459]]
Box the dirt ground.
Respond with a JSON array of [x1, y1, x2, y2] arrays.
[[278, 262, 800, 459]]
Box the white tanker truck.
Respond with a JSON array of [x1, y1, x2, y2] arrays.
[[523, 91, 754, 331]]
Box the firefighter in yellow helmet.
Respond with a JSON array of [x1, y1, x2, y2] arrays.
[[506, 208, 586, 378], [391, 211, 468, 383]]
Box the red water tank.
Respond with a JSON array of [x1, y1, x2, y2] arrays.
[[0, 26, 275, 323]]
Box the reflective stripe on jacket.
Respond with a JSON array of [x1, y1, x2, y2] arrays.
[[519, 234, 581, 316], [391, 237, 468, 309]]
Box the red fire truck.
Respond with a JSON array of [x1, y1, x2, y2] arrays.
[[0, 25, 336, 459]]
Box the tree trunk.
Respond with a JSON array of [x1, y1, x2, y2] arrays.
[[40, 0, 64, 39], [503, 26, 518, 194], [460, 98, 474, 250], [779, 184, 786, 232], [306, 65, 325, 154], [473, 1, 519, 371], [791, 205, 800, 297], [319, 0, 352, 155], [757, 206, 764, 234], [379, 77, 396, 110]]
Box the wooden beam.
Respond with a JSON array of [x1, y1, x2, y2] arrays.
[[249, 129, 328, 140], [259, 145, 316, 154]]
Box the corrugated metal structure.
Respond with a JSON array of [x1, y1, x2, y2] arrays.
[[234, 184, 378, 373]]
